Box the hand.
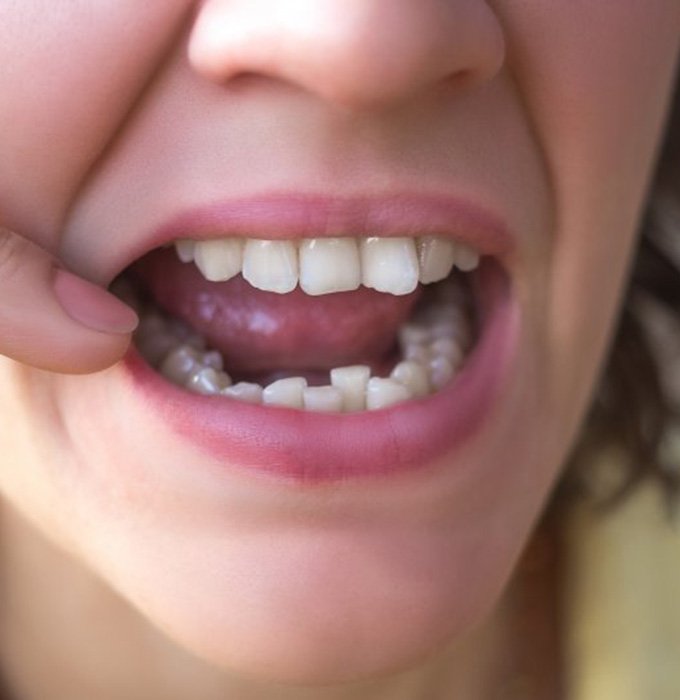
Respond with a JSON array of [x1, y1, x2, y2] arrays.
[[0, 227, 138, 374]]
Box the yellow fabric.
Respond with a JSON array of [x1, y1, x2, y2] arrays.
[[564, 481, 680, 699]]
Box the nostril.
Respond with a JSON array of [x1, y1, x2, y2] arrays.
[[221, 71, 275, 94]]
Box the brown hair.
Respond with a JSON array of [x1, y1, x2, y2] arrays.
[[556, 77, 680, 513]]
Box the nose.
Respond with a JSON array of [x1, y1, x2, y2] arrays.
[[188, 0, 506, 110]]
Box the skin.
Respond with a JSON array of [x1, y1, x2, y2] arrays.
[[0, 1, 679, 698]]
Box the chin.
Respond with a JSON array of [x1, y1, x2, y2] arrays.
[[83, 483, 517, 685]]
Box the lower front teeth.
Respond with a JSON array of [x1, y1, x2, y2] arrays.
[[134, 284, 472, 413], [303, 386, 344, 413], [330, 365, 370, 412], [263, 377, 307, 409], [390, 361, 430, 398], [366, 378, 412, 410], [187, 368, 231, 395], [224, 382, 264, 404]]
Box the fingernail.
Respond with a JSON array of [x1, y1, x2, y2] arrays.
[[53, 269, 139, 335]]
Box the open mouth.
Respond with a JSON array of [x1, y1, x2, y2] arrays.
[[111, 194, 517, 482], [118, 235, 482, 412]]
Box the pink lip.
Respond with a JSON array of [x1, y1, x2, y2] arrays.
[[122, 255, 518, 484], [119, 191, 518, 483], [108, 192, 515, 281]]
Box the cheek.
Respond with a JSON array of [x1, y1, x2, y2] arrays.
[[0, 360, 79, 550], [504, 2, 680, 409], [0, 2, 189, 241]]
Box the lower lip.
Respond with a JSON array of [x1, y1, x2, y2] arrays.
[[122, 261, 518, 484]]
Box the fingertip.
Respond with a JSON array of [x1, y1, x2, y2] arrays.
[[53, 269, 139, 336]]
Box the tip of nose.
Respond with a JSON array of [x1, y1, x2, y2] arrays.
[[188, 1, 506, 111]]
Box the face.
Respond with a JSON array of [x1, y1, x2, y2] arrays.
[[1, 0, 678, 685]]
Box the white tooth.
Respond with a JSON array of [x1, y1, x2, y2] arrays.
[[186, 367, 232, 395], [430, 338, 464, 367], [366, 377, 412, 410], [202, 350, 224, 371], [160, 345, 202, 384], [390, 361, 430, 399], [299, 238, 361, 296], [403, 344, 430, 364], [399, 324, 431, 346], [431, 316, 471, 348], [429, 356, 455, 390], [223, 382, 264, 405], [417, 237, 457, 284], [138, 334, 177, 367], [243, 240, 298, 294], [175, 240, 195, 263], [330, 365, 370, 412], [303, 386, 344, 413], [454, 243, 480, 272], [263, 377, 307, 408], [194, 238, 243, 282], [360, 237, 419, 295]]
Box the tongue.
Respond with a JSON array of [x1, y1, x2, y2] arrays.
[[134, 249, 421, 374]]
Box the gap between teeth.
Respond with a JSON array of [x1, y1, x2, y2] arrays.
[[134, 294, 472, 413], [177, 235, 480, 296]]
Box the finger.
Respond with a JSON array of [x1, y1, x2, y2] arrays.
[[0, 228, 138, 374]]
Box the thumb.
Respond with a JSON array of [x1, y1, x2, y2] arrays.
[[0, 228, 138, 374]]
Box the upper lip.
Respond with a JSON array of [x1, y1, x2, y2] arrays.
[[106, 191, 514, 283]]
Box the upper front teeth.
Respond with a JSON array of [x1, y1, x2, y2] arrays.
[[175, 235, 480, 296], [194, 238, 242, 282], [243, 240, 298, 294], [360, 237, 420, 295], [299, 238, 362, 295]]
